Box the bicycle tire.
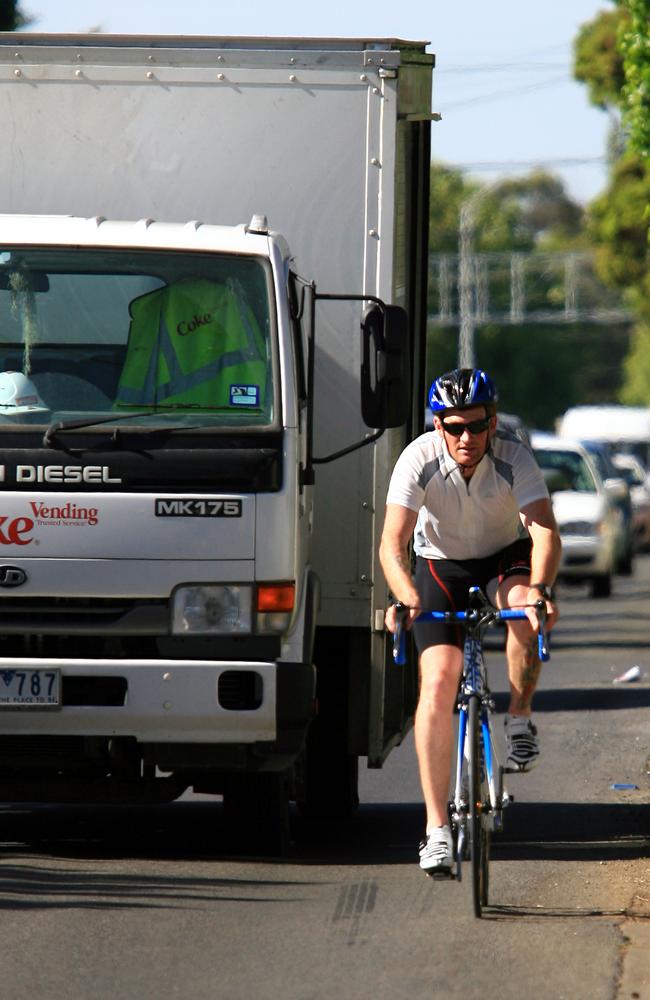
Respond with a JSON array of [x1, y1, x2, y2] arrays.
[[468, 696, 489, 917]]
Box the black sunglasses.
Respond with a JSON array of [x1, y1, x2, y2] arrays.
[[441, 417, 491, 436]]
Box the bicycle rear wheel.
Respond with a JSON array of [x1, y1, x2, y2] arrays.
[[468, 696, 490, 917]]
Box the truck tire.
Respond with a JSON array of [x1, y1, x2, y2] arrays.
[[223, 771, 291, 855]]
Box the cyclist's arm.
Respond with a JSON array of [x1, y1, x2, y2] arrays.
[[519, 496, 562, 629], [379, 502, 421, 633]]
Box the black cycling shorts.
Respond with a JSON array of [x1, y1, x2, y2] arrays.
[[412, 538, 532, 652]]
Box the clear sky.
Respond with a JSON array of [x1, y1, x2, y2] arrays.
[[22, 0, 613, 205]]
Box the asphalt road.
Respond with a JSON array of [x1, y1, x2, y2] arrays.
[[0, 561, 649, 1000]]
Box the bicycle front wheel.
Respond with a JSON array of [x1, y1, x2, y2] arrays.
[[468, 696, 490, 917]]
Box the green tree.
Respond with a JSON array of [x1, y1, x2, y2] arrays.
[[588, 153, 650, 296], [427, 320, 631, 430], [428, 163, 583, 255], [426, 165, 625, 427], [619, 0, 650, 158], [573, 2, 650, 404], [0, 1, 32, 30], [574, 6, 627, 107]]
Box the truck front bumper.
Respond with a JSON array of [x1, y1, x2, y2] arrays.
[[0, 657, 316, 745]]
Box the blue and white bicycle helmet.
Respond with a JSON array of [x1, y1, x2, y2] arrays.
[[428, 367, 498, 413]]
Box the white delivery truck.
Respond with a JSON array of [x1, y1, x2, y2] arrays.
[[0, 34, 434, 847], [558, 405, 650, 469]]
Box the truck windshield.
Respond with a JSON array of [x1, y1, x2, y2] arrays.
[[0, 247, 275, 429]]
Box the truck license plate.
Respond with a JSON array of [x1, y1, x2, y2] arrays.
[[0, 669, 61, 708]]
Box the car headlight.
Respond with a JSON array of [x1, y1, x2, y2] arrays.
[[172, 585, 252, 634], [171, 582, 295, 635]]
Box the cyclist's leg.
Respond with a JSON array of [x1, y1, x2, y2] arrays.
[[412, 558, 467, 871], [493, 541, 542, 771], [498, 574, 540, 716], [490, 539, 539, 715], [415, 642, 463, 830]]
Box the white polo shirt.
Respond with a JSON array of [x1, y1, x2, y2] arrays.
[[386, 428, 549, 560]]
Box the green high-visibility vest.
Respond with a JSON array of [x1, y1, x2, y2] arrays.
[[115, 278, 268, 409]]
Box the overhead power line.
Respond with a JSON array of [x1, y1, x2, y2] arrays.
[[454, 155, 606, 171], [439, 61, 571, 74], [441, 74, 571, 111]]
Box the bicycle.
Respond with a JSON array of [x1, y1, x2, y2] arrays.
[[393, 586, 549, 918]]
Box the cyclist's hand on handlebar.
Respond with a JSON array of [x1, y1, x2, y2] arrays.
[[525, 588, 559, 632], [385, 597, 421, 634]]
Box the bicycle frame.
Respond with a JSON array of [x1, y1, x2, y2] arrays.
[[393, 586, 549, 916]]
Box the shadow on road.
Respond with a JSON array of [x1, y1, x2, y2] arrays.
[[3, 796, 647, 866], [493, 800, 650, 861], [294, 800, 650, 865], [492, 687, 650, 712], [0, 798, 645, 914]]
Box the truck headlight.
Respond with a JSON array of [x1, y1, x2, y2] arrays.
[[172, 585, 252, 634]]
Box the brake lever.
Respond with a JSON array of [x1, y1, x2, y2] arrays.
[[534, 597, 550, 662], [392, 601, 408, 665]]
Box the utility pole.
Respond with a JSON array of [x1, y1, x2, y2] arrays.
[[458, 189, 488, 367]]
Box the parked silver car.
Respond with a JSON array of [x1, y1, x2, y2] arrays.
[[532, 434, 619, 598], [579, 439, 634, 575], [611, 452, 650, 551]]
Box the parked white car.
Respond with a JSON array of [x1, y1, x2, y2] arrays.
[[532, 433, 619, 598], [610, 452, 650, 551]]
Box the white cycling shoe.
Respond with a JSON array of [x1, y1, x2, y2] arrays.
[[504, 713, 540, 772], [419, 825, 454, 876]]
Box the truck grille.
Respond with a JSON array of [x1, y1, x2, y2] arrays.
[[0, 597, 168, 634]]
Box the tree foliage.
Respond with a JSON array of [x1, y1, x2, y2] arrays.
[[588, 153, 650, 295], [572, 1, 650, 404], [428, 163, 583, 254], [0, 1, 32, 31], [573, 0, 650, 156], [425, 164, 627, 428], [619, 0, 650, 157], [574, 7, 627, 108], [427, 321, 631, 430]]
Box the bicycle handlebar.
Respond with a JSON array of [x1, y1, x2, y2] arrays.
[[391, 599, 550, 665]]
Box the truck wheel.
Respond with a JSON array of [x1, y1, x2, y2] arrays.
[[223, 771, 291, 855], [297, 745, 359, 821]]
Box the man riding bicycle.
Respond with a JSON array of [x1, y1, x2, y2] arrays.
[[379, 367, 561, 875]]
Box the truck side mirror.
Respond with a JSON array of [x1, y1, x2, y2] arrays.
[[360, 303, 410, 429]]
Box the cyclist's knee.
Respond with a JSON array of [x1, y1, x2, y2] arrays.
[[497, 574, 529, 609], [418, 645, 462, 709]]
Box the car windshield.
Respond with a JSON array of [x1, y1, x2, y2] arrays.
[[582, 446, 612, 481], [0, 247, 275, 430], [534, 448, 597, 493]]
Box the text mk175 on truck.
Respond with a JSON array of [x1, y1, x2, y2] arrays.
[[0, 34, 434, 848]]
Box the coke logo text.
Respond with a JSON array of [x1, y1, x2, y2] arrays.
[[0, 516, 34, 545]]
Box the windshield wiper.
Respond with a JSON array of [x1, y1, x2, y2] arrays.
[[42, 405, 224, 447]]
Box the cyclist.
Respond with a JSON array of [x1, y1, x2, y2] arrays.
[[379, 367, 561, 875]]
